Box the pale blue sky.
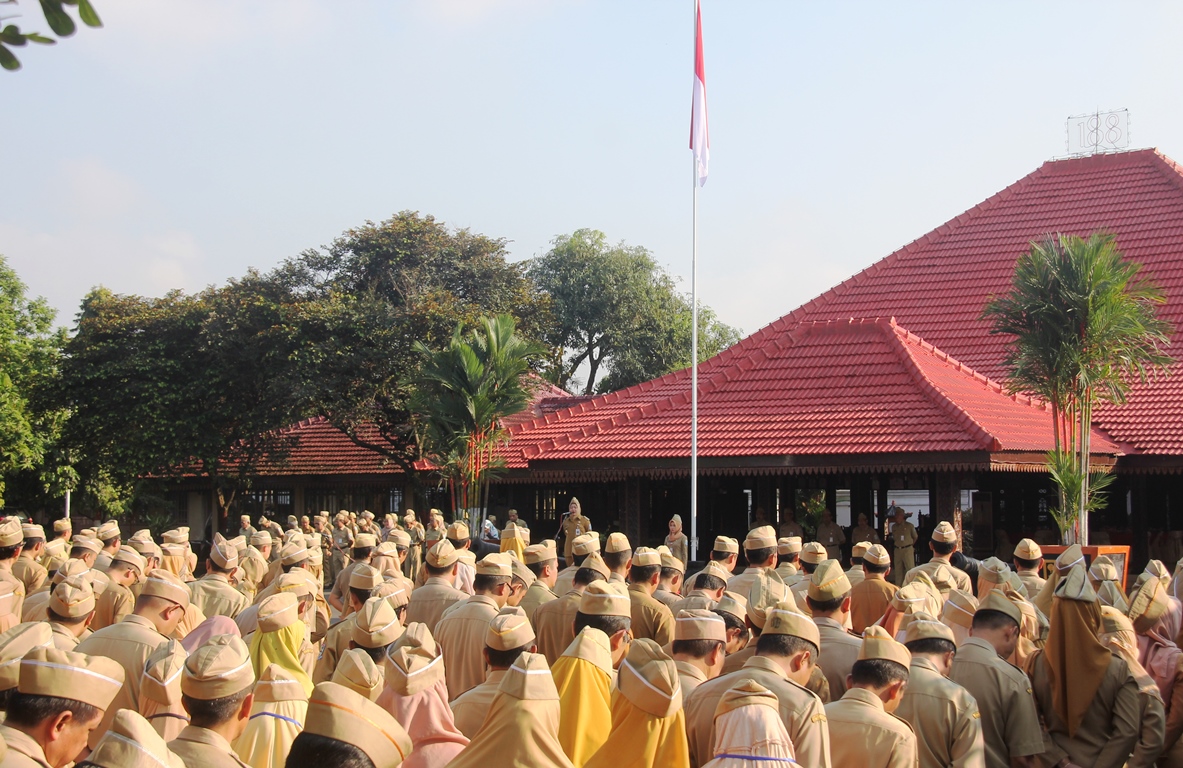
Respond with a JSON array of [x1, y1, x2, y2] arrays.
[[5, 0, 1183, 339]]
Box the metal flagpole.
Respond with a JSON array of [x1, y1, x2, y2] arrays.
[[690, 0, 699, 563]]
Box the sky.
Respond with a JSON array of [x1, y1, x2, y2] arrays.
[[5, 0, 1183, 341]]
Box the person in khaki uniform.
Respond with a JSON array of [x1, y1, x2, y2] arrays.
[[404, 539, 467, 636], [685, 602, 831, 768], [670, 561, 729, 614], [0, 517, 28, 621], [238, 530, 272, 600], [825, 625, 917, 768], [626, 547, 675, 646], [47, 576, 95, 651], [534, 551, 610, 664], [653, 547, 685, 609], [790, 542, 827, 609], [775, 536, 803, 583], [890, 509, 918, 586], [808, 559, 862, 697], [1098, 605, 1167, 768], [727, 526, 780, 601], [554, 532, 601, 597], [906, 522, 973, 595], [671, 609, 727, 700], [169, 635, 255, 768], [948, 589, 1044, 768], [92, 546, 146, 631], [13, 524, 47, 595], [1029, 564, 1140, 768], [1012, 538, 1046, 598], [189, 533, 249, 619], [852, 544, 899, 633], [434, 552, 513, 700], [853, 513, 881, 545], [287, 680, 412, 767], [312, 564, 383, 683], [816, 510, 847, 561], [561, 497, 593, 567], [897, 612, 986, 768], [846, 540, 871, 588], [329, 532, 376, 617], [450, 606, 536, 737], [520, 542, 560, 621], [328, 514, 354, 586], [0, 647, 124, 768]]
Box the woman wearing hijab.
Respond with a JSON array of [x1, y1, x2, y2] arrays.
[[584, 639, 690, 768], [1033, 544, 1084, 616], [1099, 606, 1167, 768], [551, 626, 615, 767], [1130, 575, 1183, 767], [248, 592, 315, 697], [448, 651, 573, 768], [180, 615, 240, 654], [377, 622, 469, 768], [233, 663, 309, 768], [500, 522, 529, 562], [1144, 561, 1183, 644], [1028, 563, 1140, 767], [665, 515, 689, 567], [139, 639, 190, 742], [939, 589, 977, 648], [701, 679, 795, 768], [877, 582, 940, 641]]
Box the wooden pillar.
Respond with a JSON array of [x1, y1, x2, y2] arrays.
[[622, 477, 644, 544]]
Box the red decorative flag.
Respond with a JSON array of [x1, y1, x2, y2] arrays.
[[690, 0, 709, 187]]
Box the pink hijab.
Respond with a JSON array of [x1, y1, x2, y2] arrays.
[[1137, 615, 1183, 703], [378, 678, 469, 768], [180, 616, 241, 654]]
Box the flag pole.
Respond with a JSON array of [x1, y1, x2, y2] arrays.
[[689, 0, 700, 564]]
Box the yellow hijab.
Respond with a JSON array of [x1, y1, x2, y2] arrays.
[[248, 619, 314, 697], [551, 627, 614, 766], [233, 664, 309, 768]]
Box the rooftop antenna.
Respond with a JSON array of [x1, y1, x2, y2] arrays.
[[1066, 108, 1130, 156]]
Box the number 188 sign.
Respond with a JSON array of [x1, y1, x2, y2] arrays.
[[1067, 109, 1130, 155]]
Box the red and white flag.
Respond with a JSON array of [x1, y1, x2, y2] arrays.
[[690, 0, 709, 187]]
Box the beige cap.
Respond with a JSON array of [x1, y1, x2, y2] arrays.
[[374, 580, 411, 610], [674, 609, 727, 642], [978, 557, 1009, 585], [864, 544, 891, 567], [0, 518, 22, 547], [572, 532, 601, 556], [250, 530, 272, 547], [182, 634, 255, 699], [713, 536, 740, 554], [941, 589, 978, 629], [1014, 538, 1042, 560], [1090, 555, 1119, 583], [619, 638, 681, 717], [97, 521, 121, 542], [50, 575, 95, 618], [475, 552, 513, 577], [307, 548, 324, 568], [71, 536, 102, 555], [258, 592, 301, 633], [353, 596, 402, 648], [715, 591, 748, 622], [279, 540, 309, 566], [203, 533, 235, 570], [747, 570, 788, 630], [384, 622, 444, 696], [1054, 544, 1085, 572], [161, 528, 188, 545], [355, 533, 378, 549], [1146, 559, 1172, 585], [605, 532, 631, 554], [387, 529, 411, 548], [141, 569, 191, 608], [332, 648, 384, 702], [498, 652, 558, 702], [579, 580, 632, 617], [926, 563, 959, 596], [87, 708, 182, 768], [111, 546, 147, 573], [808, 560, 852, 602], [932, 521, 957, 543], [129, 537, 162, 560], [859, 624, 912, 668], [851, 541, 871, 558], [762, 603, 820, 647], [20, 647, 124, 710], [580, 551, 611, 580], [486, 606, 536, 651], [427, 539, 459, 569], [306, 682, 412, 767], [633, 547, 661, 567], [659, 549, 685, 574], [274, 571, 315, 600], [140, 640, 187, 707], [903, 611, 956, 644], [697, 560, 732, 585], [349, 564, 383, 592], [801, 542, 827, 565], [21, 523, 44, 540], [53, 518, 72, 533], [978, 589, 1022, 625], [523, 543, 556, 565], [714, 678, 779, 718], [502, 522, 529, 544], [445, 521, 469, 540], [744, 525, 777, 550], [253, 663, 306, 704], [51, 558, 91, 586], [509, 557, 536, 587], [1053, 563, 1095, 602], [1129, 574, 1169, 631], [777, 536, 802, 556], [0, 622, 54, 690], [1100, 605, 1136, 637]]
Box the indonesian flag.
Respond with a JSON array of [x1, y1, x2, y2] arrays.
[[690, 0, 709, 187]]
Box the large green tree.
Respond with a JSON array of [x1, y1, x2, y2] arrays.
[[528, 229, 740, 395]]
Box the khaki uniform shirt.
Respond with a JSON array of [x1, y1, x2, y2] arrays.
[[845, 564, 866, 588], [1129, 683, 1166, 768], [816, 522, 847, 560], [0, 724, 51, 768], [815, 616, 862, 696], [519, 580, 557, 623], [652, 588, 680, 609], [775, 562, 800, 583], [330, 558, 371, 618], [450, 669, 508, 738], [0, 568, 25, 621], [727, 565, 775, 607], [434, 594, 500, 700], [896, 656, 986, 768], [552, 565, 578, 598], [405, 576, 467, 635], [892, 522, 918, 549], [628, 583, 674, 646], [49, 621, 80, 651], [190, 572, 249, 619], [675, 660, 709, 702], [534, 588, 584, 665], [826, 686, 918, 768], [76, 613, 171, 747], [779, 520, 804, 539], [907, 558, 973, 595], [12, 556, 47, 595], [1016, 569, 1045, 598], [670, 592, 717, 615], [948, 637, 1043, 767], [92, 580, 134, 631], [561, 514, 593, 564], [312, 614, 357, 683], [95, 550, 114, 571], [721, 645, 756, 676], [685, 654, 830, 768], [1029, 651, 1141, 768], [170, 725, 250, 768], [851, 576, 898, 634], [852, 524, 881, 544]]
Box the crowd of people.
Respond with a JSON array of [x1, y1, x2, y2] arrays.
[[0, 499, 1180, 768]]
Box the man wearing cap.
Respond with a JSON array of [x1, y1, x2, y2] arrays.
[[791, 542, 827, 609], [92, 546, 146, 631], [653, 547, 685, 609], [809, 559, 862, 696], [450, 606, 537, 738], [825, 625, 917, 768], [671, 561, 729, 614], [851, 544, 899, 634], [51, 517, 72, 545], [446, 520, 478, 596], [671, 609, 727, 699], [948, 590, 1043, 768], [406, 539, 467, 634], [779, 511, 804, 540], [188, 534, 246, 621], [313, 564, 382, 683], [602, 532, 632, 584], [263, 517, 284, 548], [14, 524, 48, 595], [0, 518, 27, 620], [238, 515, 256, 542], [328, 514, 354, 586], [534, 551, 611, 664], [727, 526, 779, 601], [47, 576, 96, 651], [520, 542, 560, 621], [239, 531, 271, 599], [853, 513, 881, 545], [561, 497, 593, 568], [288, 681, 412, 767], [66, 535, 100, 569], [685, 602, 831, 768], [0, 647, 124, 768], [890, 508, 918, 586], [816, 510, 847, 561], [169, 635, 256, 767], [554, 532, 601, 596], [435, 552, 514, 699], [907, 521, 973, 595], [93, 521, 122, 572], [626, 547, 675, 646], [77, 568, 191, 747], [775, 537, 803, 583], [847, 541, 871, 588], [329, 532, 377, 616], [1012, 539, 1046, 598], [897, 612, 985, 768]]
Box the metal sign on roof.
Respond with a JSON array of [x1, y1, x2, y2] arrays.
[[1066, 108, 1130, 156]]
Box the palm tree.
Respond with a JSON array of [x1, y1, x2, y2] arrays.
[[412, 314, 546, 524], [984, 232, 1172, 544]]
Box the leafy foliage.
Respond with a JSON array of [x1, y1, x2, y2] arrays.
[[0, 0, 101, 72]]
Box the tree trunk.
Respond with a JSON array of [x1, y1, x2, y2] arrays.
[[1079, 392, 1093, 546]]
